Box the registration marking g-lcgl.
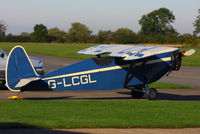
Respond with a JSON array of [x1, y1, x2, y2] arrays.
[[48, 74, 97, 89]]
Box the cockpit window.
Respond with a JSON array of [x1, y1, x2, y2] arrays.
[[92, 57, 114, 66]]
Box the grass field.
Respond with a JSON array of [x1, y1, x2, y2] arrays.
[[0, 42, 94, 59], [0, 100, 200, 128], [0, 42, 199, 66], [149, 82, 193, 89]]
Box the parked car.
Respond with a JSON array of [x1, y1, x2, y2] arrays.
[[0, 49, 45, 83]]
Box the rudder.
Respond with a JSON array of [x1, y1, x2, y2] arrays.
[[6, 46, 40, 92]]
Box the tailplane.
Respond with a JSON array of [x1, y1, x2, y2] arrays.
[[6, 46, 40, 92]]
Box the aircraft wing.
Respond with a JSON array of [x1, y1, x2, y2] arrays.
[[78, 44, 179, 60]]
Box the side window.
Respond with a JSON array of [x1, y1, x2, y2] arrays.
[[92, 57, 114, 66]]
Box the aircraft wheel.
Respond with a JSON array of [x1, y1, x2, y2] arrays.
[[145, 88, 158, 100], [131, 89, 144, 99]]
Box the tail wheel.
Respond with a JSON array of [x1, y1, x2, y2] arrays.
[[131, 89, 144, 99], [145, 88, 158, 100]]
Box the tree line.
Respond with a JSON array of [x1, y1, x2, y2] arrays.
[[0, 8, 200, 46]]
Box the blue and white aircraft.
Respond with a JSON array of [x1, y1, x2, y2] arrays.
[[5, 45, 195, 100]]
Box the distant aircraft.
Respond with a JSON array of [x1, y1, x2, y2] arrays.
[[5, 45, 195, 100]]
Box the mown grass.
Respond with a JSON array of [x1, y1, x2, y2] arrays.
[[0, 42, 199, 66], [0, 42, 94, 59], [149, 82, 193, 89], [0, 100, 200, 128]]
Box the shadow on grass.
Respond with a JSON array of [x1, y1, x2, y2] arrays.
[[23, 96, 133, 100], [21, 92, 200, 101], [157, 93, 200, 101], [0, 123, 88, 134]]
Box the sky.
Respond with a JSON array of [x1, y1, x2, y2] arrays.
[[0, 0, 199, 35]]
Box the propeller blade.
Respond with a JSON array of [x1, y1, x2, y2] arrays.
[[183, 49, 195, 56]]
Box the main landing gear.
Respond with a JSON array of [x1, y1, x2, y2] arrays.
[[130, 86, 158, 100]]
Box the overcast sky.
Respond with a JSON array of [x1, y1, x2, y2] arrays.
[[0, 0, 199, 35]]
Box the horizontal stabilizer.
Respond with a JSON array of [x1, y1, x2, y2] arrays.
[[15, 77, 40, 88]]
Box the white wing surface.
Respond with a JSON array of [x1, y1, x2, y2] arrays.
[[78, 44, 179, 60]]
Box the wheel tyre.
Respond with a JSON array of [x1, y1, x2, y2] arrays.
[[131, 90, 144, 99], [145, 88, 158, 100]]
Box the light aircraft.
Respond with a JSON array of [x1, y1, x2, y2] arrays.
[[5, 45, 195, 100]]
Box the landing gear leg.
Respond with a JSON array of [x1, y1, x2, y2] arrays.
[[131, 88, 145, 99]]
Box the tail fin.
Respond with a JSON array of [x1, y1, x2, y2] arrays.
[[6, 46, 40, 92]]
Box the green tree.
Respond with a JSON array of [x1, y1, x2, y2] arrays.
[[48, 27, 66, 42], [139, 8, 177, 37], [95, 30, 112, 43], [67, 22, 91, 43], [194, 9, 200, 36], [6, 33, 31, 42], [178, 33, 194, 44], [112, 28, 137, 44], [32, 24, 48, 42]]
